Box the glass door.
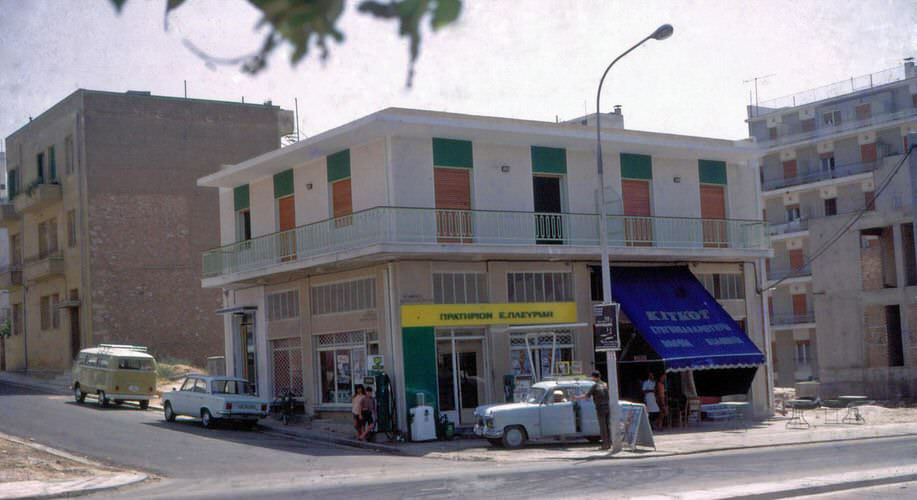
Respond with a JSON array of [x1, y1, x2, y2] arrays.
[[436, 330, 488, 426]]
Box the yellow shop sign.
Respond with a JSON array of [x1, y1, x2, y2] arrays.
[[401, 302, 578, 327]]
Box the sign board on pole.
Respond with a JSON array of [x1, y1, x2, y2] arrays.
[[593, 302, 620, 351]]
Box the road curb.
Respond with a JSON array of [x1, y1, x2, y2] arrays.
[[260, 425, 405, 454], [0, 431, 148, 499]]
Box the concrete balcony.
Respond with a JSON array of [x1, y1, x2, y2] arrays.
[[0, 202, 20, 227], [768, 218, 809, 238], [23, 253, 65, 284], [13, 181, 62, 214], [762, 160, 876, 193], [770, 312, 816, 329], [201, 206, 770, 287], [0, 265, 23, 289], [767, 264, 812, 283]]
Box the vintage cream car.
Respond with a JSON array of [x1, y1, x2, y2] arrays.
[[162, 375, 269, 429], [474, 379, 605, 449]]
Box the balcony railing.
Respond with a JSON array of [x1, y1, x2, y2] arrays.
[[767, 264, 812, 282], [23, 252, 64, 284], [770, 312, 816, 326], [768, 218, 809, 236], [753, 64, 911, 114], [0, 264, 23, 289], [757, 107, 917, 149], [762, 160, 876, 192], [202, 207, 768, 279]]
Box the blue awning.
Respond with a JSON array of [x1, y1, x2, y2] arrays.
[[611, 266, 765, 372]]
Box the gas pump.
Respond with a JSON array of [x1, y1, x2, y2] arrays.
[[366, 359, 396, 439]]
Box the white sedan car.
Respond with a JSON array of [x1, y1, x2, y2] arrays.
[[162, 375, 268, 429]]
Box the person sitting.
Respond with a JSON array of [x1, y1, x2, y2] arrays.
[[552, 390, 567, 403]]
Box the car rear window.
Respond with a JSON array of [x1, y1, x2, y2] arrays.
[[117, 358, 154, 371], [211, 380, 251, 395]]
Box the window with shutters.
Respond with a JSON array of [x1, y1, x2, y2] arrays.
[[824, 198, 837, 216], [822, 110, 841, 126], [795, 340, 811, 365], [328, 150, 352, 227], [40, 296, 51, 330], [507, 272, 573, 303], [266, 290, 300, 321], [819, 154, 835, 172], [696, 273, 745, 300], [860, 143, 878, 163], [310, 278, 375, 315], [855, 103, 871, 120], [785, 204, 801, 222], [782, 160, 797, 180], [433, 273, 488, 304], [434, 167, 472, 242], [38, 221, 48, 259], [48, 218, 58, 255], [36, 152, 45, 181], [48, 146, 57, 181], [51, 294, 60, 329], [792, 294, 808, 315], [236, 209, 251, 242]]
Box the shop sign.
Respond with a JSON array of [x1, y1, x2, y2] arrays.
[[593, 302, 620, 351], [401, 302, 577, 327], [367, 355, 384, 372]]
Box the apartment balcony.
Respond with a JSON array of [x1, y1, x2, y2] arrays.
[[13, 180, 62, 214], [0, 265, 23, 289], [757, 106, 917, 150], [770, 312, 816, 329], [0, 202, 20, 227], [762, 160, 877, 192], [23, 253, 65, 284], [768, 218, 809, 237], [767, 264, 812, 283], [202, 207, 770, 286]]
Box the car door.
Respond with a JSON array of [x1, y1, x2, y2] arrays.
[[539, 388, 577, 437], [190, 378, 209, 417], [171, 377, 195, 415]]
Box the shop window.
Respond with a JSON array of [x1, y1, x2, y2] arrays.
[[510, 332, 574, 380], [310, 278, 375, 315], [316, 330, 379, 405], [433, 273, 488, 304], [507, 272, 573, 303], [266, 290, 300, 321], [271, 338, 303, 398]]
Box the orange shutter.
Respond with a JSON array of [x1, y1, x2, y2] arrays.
[[788, 249, 805, 270], [277, 196, 296, 260], [792, 294, 807, 315], [782, 160, 797, 179], [332, 179, 353, 219], [860, 143, 877, 163], [434, 168, 472, 243], [622, 179, 652, 246], [700, 184, 727, 248]]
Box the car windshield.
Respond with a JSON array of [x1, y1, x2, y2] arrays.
[[211, 380, 251, 395], [524, 388, 547, 404], [117, 358, 154, 371]]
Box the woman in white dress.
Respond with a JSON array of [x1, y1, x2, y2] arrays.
[[642, 372, 660, 428]]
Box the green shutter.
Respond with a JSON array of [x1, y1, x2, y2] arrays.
[[620, 153, 652, 180], [8, 170, 17, 199], [699, 160, 727, 185], [48, 146, 56, 180], [531, 146, 567, 174], [273, 169, 294, 198], [233, 185, 250, 211], [402, 327, 438, 413], [432, 138, 473, 168], [327, 149, 351, 182]]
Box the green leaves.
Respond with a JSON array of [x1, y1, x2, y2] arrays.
[[109, 0, 462, 86]]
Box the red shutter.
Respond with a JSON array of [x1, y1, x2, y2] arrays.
[[860, 143, 877, 163], [782, 160, 797, 179], [789, 249, 805, 270], [277, 196, 296, 260], [332, 179, 353, 219], [792, 294, 807, 315], [700, 184, 727, 248], [622, 179, 652, 246], [434, 168, 472, 243]]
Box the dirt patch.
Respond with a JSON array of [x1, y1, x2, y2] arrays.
[[0, 437, 116, 483], [155, 360, 207, 401]]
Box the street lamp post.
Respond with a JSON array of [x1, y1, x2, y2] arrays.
[[595, 24, 673, 454]]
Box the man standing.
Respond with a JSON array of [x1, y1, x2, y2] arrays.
[[577, 370, 611, 450]]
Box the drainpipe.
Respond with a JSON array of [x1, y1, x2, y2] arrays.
[[22, 284, 28, 371]]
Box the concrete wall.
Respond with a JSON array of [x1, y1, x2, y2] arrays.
[[81, 91, 284, 366]]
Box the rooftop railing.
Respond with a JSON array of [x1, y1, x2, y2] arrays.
[[762, 160, 877, 192], [757, 107, 917, 149], [202, 207, 768, 279], [753, 64, 912, 114]]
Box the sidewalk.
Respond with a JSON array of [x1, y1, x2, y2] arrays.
[[0, 371, 71, 395]]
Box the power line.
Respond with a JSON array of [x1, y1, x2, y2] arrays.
[[764, 145, 915, 293]]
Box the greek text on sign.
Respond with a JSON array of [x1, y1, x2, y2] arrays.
[[401, 303, 577, 327]]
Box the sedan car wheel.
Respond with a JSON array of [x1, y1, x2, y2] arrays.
[[501, 426, 527, 449], [163, 402, 176, 422], [201, 409, 214, 428]]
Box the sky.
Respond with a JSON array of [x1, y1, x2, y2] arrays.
[[1, 0, 915, 145]]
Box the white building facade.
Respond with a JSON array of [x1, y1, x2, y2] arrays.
[[198, 108, 772, 432], [750, 61, 917, 398]]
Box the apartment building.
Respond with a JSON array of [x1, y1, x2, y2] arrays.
[[198, 107, 772, 432], [0, 90, 292, 372], [750, 61, 917, 398]]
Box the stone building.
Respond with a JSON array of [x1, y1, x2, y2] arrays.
[[0, 90, 292, 371], [197, 107, 772, 432], [749, 60, 917, 398]]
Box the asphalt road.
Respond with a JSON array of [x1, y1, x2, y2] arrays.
[[2, 381, 917, 499]]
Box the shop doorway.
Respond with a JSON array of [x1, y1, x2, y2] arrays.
[[436, 329, 487, 426], [234, 313, 258, 392]]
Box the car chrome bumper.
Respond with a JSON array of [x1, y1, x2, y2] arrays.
[[105, 394, 153, 400], [218, 411, 267, 420], [474, 424, 502, 438]]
